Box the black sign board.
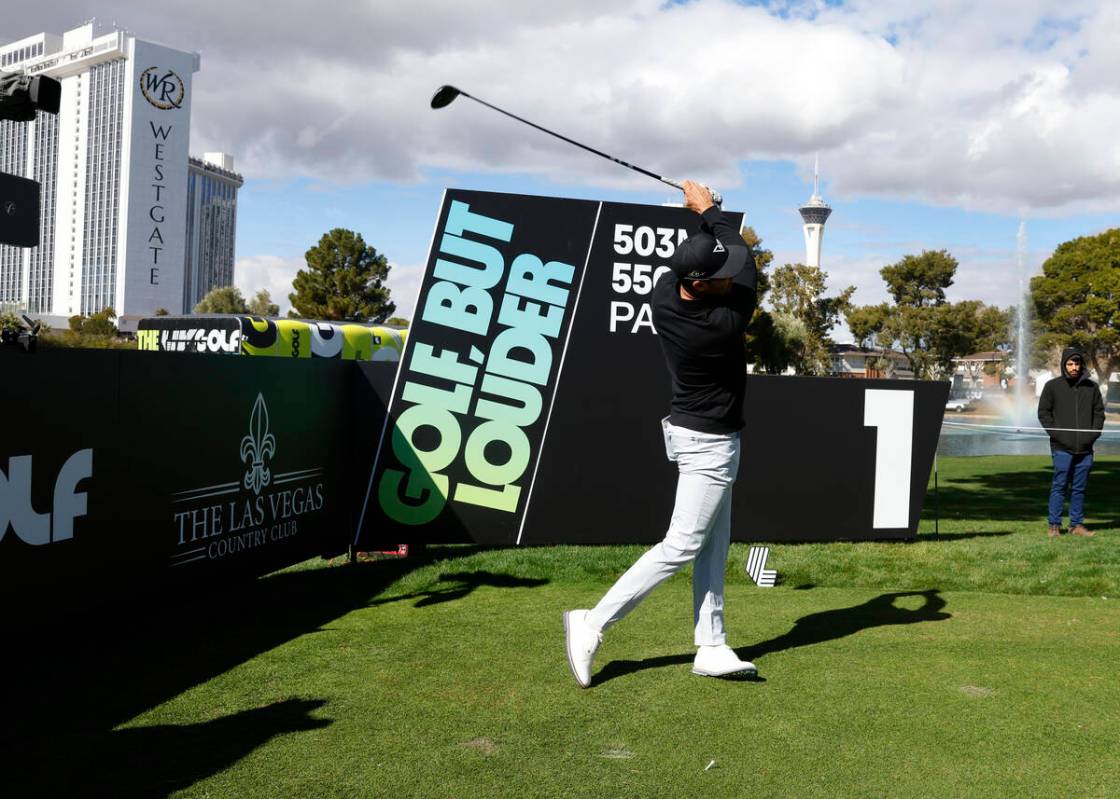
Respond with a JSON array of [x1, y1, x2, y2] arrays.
[[0, 172, 40, 247], [355, 190, 946, 548], [0, 348, 379, 604]]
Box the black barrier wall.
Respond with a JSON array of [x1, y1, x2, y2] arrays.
[[0, 348, 390, 601], [355, 189, 947, 548], [523, 373, 947, 543], [2, 190, 951, 595]]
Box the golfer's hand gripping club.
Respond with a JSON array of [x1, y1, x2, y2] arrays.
[[679, 180, 722, 215], [665, 178, 722, 208]]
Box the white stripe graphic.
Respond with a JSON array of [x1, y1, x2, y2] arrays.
[[272, 468, 325, 480], [172, 481, 240, 498], [170, 553, 208, 567], [746, 546, 777, 587], [172, 486, 241, 503]]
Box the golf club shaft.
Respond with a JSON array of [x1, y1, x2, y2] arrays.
[[456, 90, 682, 192]]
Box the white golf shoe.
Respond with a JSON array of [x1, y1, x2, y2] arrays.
[[563, 609, 602, 688], [692, 644, 757, 678]]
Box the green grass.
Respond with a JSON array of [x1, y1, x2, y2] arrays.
[[9, 455, 1120, 798]]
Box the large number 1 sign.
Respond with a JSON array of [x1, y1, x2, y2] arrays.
[[864, 389, 915, 529]]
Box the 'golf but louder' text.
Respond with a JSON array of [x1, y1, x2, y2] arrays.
[[378, 200, 576, 524]]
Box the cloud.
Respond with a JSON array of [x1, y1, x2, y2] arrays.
[[384, 262, 427, 322], [6, 1, 1119, 213], [233, 253, 423, 321], [233, 254, 303, 315]]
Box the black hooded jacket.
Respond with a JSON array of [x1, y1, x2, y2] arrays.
[[1037, 346, 1105, 454]]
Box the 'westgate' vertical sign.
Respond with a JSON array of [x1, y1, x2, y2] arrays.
[[360, 190, 601, 544]]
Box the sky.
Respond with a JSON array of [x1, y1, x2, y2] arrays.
[[4, 1, 1119, 338]]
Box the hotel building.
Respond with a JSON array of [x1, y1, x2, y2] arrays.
[[0, 23, 241, 320]]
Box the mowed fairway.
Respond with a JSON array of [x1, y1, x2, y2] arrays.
[[7, 455, 1120, 798]]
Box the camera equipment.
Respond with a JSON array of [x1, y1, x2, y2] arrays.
[[0, 69, 61, 248], [0, 314, 40, 352], [0, 70, 61, 121], [430, 84, 722, 205]]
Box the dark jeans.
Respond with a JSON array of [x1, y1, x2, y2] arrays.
[[1048, 451, 1094, 526]]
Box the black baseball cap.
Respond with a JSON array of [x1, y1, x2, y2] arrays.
[[670, 230, 750, 281]]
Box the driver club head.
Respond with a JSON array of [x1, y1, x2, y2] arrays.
[[430, 85, 462, 109]]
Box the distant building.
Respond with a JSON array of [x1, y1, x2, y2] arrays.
[[0, 23, 240, 321], [799, 154, 831, 268], [952, 350, 1010, 397], [183, 152, 243, 311], [830, 344, 913, 380]]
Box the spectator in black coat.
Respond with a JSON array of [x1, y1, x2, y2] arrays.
[[1037, 346, 1105, 536]]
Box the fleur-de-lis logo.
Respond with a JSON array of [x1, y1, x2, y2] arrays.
[[241, 393, 276, 494]]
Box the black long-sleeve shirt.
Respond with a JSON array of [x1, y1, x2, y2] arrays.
[[652, 206, 758, 434], [1038, 346, 1105, 454]]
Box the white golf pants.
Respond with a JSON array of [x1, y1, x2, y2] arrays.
[[586, 419, 740, 646]]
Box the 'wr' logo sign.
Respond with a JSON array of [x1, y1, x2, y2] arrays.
[[0, 450, 92, 545], [139, 67, 184, 110]]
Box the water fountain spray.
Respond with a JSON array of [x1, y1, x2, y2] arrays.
[[1015, 219, 1029, 427]]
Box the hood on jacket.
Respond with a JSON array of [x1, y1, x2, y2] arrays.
[[1060, 346, 1088, 383]]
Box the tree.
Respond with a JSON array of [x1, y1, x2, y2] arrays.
[[290, 228, 395, 322], [81, 307, 118, 337], [923, 300, 1011, 378], [385, 316, 410, 328], [154, 307, 171, 316], [880, 249, 957, 307], [0, 311, 22, 339], [768, 263, 855, 375], [845, 303, 889, 348], [738, 226, 794, 374], [845, 250, 1010, 380], [248, 289, 280, 317], [1031, 227, 1120, 387], [194, 286, 249, 314]]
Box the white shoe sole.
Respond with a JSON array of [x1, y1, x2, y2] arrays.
[[563, 611, 592, 688], [691, 665, 758, 678]]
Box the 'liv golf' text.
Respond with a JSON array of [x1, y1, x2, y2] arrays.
[[379, 201, 576, 524]]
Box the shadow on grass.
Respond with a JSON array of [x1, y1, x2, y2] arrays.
[[1, 546, 502, 797], [739, 589, 950, 662], [367, 570, 549, 608], [931, 459, 1120, 525], [8, 698, 331, 799], [594, 590, 949, 685]]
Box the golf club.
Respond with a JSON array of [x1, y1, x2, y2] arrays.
[[430, 85, 721, 205]]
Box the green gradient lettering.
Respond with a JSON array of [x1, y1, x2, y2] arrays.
[[379, 467, 448, 525], [506, 254, 574, 307], [487, 327, 553, 386], [497, 293, 565, 338], [402, 381, 472, 414], [422, 281, 492, 335], [410, 342, 481, 385], [435, 233, 504, 289], [463, 420, 530, 486], [444, 200, 514, 242], [453, 482, 520, 513], [475, 374, 543, 426], [393, 403, 461, 474]]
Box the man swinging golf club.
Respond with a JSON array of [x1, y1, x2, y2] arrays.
[[564, 180, 759, 687]]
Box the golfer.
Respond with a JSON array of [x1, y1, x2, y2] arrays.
[[564, 180, 758, 687], [1038, 346, 1105, 537]]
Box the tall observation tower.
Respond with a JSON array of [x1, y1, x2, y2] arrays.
[[799, 154, 832, 267]]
